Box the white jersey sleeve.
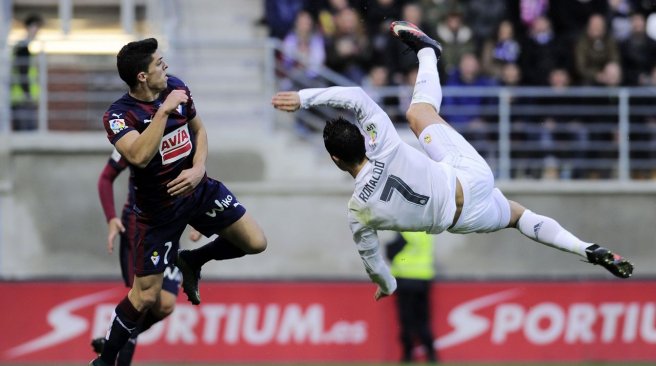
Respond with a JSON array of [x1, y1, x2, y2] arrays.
[[348, 207, 397, 295], [298, 87, 402, 160]]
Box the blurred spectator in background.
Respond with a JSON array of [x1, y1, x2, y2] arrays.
[[630, 64, 656, 179], [530, 68, 587, 179], [607, 0, 634, 41], [386, 2, 433, 85], [420, 0, 460, 31], [442, 53, 498, 161], [464, 0, 508, 51], [325, 7, 372, 84], [481, 20, 521, 79], [620, 12, 656, 86], [574, 14, 620, 85], [385, 232, 437, 364], [360, 0, 401, 70], [499, 62, 522, 86], [279, 10, 326, 90], [435, 9, 476, 76], [11, 13, 43, 131], [580, 61, 622, 179], [264, 0, 304, 39], [549, 0, 609, 46], [520, 15, 568, 85], [359, 0, 402, 38], [518, 0, 549, 30], [397, 65, 419, 116], [308, 0, 351, 37], [362, 64, 401, 122]]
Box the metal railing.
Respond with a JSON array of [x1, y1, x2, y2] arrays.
[[3, 36, 656, 181], [272, 37, 656, 181]]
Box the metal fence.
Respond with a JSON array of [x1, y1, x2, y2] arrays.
[[274, 39, 656, 181], [3, 39, 656, 181]]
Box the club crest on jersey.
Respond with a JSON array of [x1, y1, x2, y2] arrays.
[[159, 125, 192, 165], [109, 118, 127, 134], [151, 251, 160, 266]]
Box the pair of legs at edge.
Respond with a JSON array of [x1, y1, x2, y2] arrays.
[[92, 213, 266, 366], [391, 21, 632, 278]]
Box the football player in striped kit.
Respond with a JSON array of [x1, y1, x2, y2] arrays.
[[91, 38, 267, 366]]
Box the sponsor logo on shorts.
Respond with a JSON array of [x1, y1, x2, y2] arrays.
[[205, 195, 240, 217], [159, 125, 192, 165]]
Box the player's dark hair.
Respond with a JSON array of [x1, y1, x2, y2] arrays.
[[116, 38, 158, 89], [323, 116, 366, 165], [24, 14, 43, 28]]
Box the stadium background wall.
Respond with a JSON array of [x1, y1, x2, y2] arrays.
[[0, 135, 653, 281]]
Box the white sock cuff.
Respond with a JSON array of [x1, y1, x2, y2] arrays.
[[418, 48, 437, 65]]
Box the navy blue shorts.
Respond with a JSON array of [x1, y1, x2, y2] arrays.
[[133, 178, 246, 276], [119, 208, 181, 295]]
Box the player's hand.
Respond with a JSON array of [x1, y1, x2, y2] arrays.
[[107, 217, 125, 254], [271, 91, 301, 112], [189, 229, 202, 242], [375, 287, 390, 301], [161, 89, 188, 115], [167, 165, 205, 196]]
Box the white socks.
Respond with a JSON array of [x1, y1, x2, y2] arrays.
[[411, 48, 442, 113], [517, 210, 592, 258]]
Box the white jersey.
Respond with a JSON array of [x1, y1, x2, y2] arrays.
[[299, 86, 458, 294]]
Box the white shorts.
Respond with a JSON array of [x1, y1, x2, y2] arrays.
[[418, 124, 511, 234]]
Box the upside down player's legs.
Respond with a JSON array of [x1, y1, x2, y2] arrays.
[[411, 48, 442, 113], [406, 47, 450, 137], [511, 202, 591, 258]]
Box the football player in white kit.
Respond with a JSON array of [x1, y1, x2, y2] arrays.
[[272, 21, 633, 300]]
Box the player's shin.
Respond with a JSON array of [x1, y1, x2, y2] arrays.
[[99, 296, 143, 364], [516, 209, 591, 257], [116, 335, 137, 366], [411, 48, 442, 113], [183, 236, 246, 268]]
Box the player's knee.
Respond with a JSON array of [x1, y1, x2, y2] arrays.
[[158, 302, 175, 317], [406, 105, 438, 137], [136, 287, 161, 309], [157, 292, 177, 317], [405, 108, 422, 135], [507, 200, 526, 228], [245, 233, 267, 254]]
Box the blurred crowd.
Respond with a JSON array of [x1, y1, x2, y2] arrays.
[[265, 0, 656, 180], [267, 0, 656, 89]]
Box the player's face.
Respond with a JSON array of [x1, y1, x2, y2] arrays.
[[144, 50, 168, 92]]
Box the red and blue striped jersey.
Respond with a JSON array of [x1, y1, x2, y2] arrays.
[[102, 76, 205, 218]]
